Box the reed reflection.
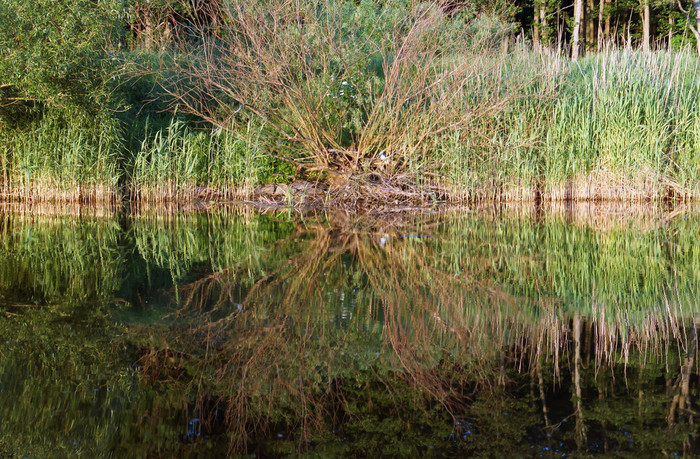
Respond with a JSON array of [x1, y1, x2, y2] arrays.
[[148, 205, 700, 455], [0, 204, 699, 456]]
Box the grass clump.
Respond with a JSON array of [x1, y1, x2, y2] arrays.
[[438, 46, 700, 202], [127, 117, 281, 202], [143, 0, 531, 200]]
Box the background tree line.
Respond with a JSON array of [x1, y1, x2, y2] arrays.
[[513, 0, 700, 57], [3, 0, 700, 121], [125, 0, 700, 59], [3, 0, 697, 104]]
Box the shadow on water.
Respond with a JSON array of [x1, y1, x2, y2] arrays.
[[0, 202, 699, 456]]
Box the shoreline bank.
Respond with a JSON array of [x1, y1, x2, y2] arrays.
[[0, 173, 695, 209]]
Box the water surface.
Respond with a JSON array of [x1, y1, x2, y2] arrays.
[[1, 203, 699, 456]]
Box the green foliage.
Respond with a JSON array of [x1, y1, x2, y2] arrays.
[[0, 0, 131, 197], [127, 116, 274, 198], [3, 0, 700, 201], [0, 0, 127, 113], [542, 49, 700, 196]]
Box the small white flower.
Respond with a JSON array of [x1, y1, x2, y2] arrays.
[[379, 234, 389, 247]]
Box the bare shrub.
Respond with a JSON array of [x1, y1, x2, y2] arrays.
[[144, 0, 520, 192]]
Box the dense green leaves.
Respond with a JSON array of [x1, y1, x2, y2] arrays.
[[0, 0, 127, 112]]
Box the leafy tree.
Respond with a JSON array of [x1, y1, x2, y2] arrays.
[[0, 0, 128, 119]]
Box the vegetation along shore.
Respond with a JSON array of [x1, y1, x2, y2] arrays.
[[2, 0, 700, 206]]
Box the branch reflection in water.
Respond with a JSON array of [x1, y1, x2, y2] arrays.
[[0, 202, 699, 456], [142, 203, 700, 455]]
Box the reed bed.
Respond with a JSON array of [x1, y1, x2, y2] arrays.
[[3, 43, 700, 205], [538, 48, 700, 201], [127, 118, 266, 203], [441, 47, 700, 202], [0, 113, 268, 203], [0, 110, 123, 203]]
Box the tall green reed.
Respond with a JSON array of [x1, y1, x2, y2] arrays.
[[439, 46, 700, 201], [542, 48, 700, 199], [0, 109, 124, 201], [128, 117, 268, 201]]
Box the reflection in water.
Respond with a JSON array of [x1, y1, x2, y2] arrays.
[[0, 204, 699, 456]]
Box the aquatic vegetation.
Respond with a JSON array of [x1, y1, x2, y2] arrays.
[[121, 204, 700, 453], [0, 302, 135, 457], [127, 118, 269, 202]]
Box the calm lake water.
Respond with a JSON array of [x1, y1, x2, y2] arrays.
[[1, 203, 699, 457]]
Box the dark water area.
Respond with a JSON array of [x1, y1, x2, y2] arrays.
[[1, 203, 699, 457]]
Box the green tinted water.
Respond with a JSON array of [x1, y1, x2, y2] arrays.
[[1, 204, 699, 457]]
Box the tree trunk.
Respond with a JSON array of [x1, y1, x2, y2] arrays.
[[669, 0, 675, 50], [540, 1, 549, 46], [642, 0, 651, 52], [678, 0, 700, 55], [603, 0, 612, 41], [573, 0, 584, 60], [534, 0, 542, 51], [557, 5, 564, 54], [693, 0, 700, 55], [587, 0, 596, 51], [598, 0, 606, 50]]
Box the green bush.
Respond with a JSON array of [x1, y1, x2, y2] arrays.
[[0, 0, 127, 116]]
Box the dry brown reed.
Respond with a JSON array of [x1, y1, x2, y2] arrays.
[[447, 170, 698, 204], [127, 183, 255, 205], [0, 201, 120, 218], [0, 182, 119, 205]]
